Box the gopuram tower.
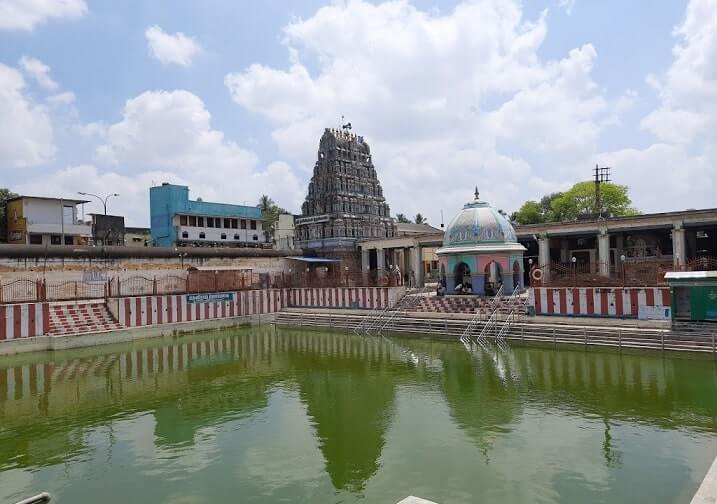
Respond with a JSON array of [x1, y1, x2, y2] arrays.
[[295, 126, 396, 268]]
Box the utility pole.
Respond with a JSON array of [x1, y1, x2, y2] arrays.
[[594, 164, 611, 218]]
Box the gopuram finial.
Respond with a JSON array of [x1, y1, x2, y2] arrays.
[[474, 186, 479, 200]]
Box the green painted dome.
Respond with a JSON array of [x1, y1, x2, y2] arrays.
[[438, 191, 524, 254]]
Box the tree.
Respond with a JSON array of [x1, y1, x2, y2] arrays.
[[512, 200, 543, 225], [414, 213, 426, 224], [395, 213, 411, 223], [512, 183, 638, 224], [551, 182, 638, 221], [0, 188, 18, 242], [257, 195, 287, 242]]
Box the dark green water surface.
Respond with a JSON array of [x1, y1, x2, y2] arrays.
[[1, 327, 717, 503]]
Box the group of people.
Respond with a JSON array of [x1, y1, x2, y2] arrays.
[[435, 280, 473, 296]]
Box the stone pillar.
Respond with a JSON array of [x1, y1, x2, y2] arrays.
[[615, 233, 624, 261], [672, 224, 686, 268], [598, 229, 610, 277], [376, 247, 385, 271], [411, 246, 424, 287], [361, 248, 370, 272], [560, 238, 569, 263], [538, 235, 551, 282]]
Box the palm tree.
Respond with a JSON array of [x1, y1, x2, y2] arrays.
[[257, 195, 279, 242], [396, 213, 411, 223], [414, 213, 426, 224], [258, 195, 275, 214]]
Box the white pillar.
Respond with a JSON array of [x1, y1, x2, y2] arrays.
[[411, 246, 423, 287], [673, 225, 686, 268], [598, 230, 610, 277], [376, 247, 385, 271], [361, 248, 370, 272], [538, 235, 551, 282]]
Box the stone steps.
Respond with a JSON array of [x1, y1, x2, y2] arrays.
[[49, 302, 124, 336]]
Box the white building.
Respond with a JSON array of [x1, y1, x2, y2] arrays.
[[7, 196, 92, 246], [275, 214, 296, 250]]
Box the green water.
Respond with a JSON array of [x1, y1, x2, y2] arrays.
[[1, 328, 717, 503]]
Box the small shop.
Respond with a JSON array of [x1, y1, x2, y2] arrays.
[[664, 271, 717, 321]]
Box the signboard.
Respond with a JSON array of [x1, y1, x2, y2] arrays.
[[187, 292, 234, 304], [638, 305, 671, 320], [296, 214, 330, 225], [83, 271, 108, 283]]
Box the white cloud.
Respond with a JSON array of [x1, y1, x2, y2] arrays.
[[605, 0, 717, 211], [641, 0, 717, 146], [0, 63, 54, 168], [19, 56, 58, 91], [86, 89, 302, 224], [559, 0, 576, 15], [0, 0, 87, 31], [225, 0, 620, 222], [47, 90, 76, 105], [145, 25, 201, 67]]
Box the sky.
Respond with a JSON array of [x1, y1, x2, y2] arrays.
[[0, 0, 715, 227]]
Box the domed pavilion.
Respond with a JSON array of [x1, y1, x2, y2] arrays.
[[437, 188, 526, 296]]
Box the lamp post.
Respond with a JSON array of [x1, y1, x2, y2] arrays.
[[78, 192, 120, 216], [571, 256, 577, 286], [620, 254, 626, 286]]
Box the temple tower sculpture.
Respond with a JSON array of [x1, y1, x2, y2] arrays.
[[296, 127, 395, 268]]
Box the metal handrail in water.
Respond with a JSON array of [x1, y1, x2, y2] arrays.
[[460, 284, 504, 344], [14, 493, 51, 504]]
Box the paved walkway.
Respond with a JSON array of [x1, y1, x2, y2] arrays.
[[282, 307, 671, 329]]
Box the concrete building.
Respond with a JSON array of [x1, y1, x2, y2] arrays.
[[6, 196, 91, 245], [125, 227, 151, 247], [150, 183, 266, 248], [514, 207, 717, 281], [295, 127, 396, 268], [357, 205, 717, 290], [90, 214, 125, 246], [274, 214, 295, 250]]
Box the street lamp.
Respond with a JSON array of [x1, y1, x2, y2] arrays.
[[78, 191, 120, 215], [620, 254, 626, 286], [571, 256, 577, 286]]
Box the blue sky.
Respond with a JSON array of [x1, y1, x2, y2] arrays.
[[0, 0, 715, 225]]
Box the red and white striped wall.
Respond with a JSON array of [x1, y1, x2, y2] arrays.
[[531, 287, 671, 318], [286, 287, 393, 309], [117, 289, 285, 328], [0, 302, 48, 340]]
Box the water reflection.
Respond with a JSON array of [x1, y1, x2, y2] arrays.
[[0, 327, 716, 502]]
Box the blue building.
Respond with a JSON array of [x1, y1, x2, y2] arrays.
[[150, 183, 265, 248]]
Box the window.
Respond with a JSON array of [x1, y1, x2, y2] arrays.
[[64, 236, 73, 245], [197, 216, 204, 227], [180, 215, 188, 226], [234, 233, 240, 240], [250, 220, 257, 230], [50, 235, 61, 245], [221, 233, 227, 240], [252, 234, 258, 241], [207, 217, 214, 228], [199, 232, 206, 239], [224, 218, 230, 228], [231, 219, 238, 229], [62, 205, 74, 225], [189, 215, 196, 226], [241, 219, 247, 230], [29, 234, 42, 245], [182, 231, 189, 239]]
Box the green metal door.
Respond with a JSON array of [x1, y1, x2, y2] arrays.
[[689, 286, 717, 321]]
